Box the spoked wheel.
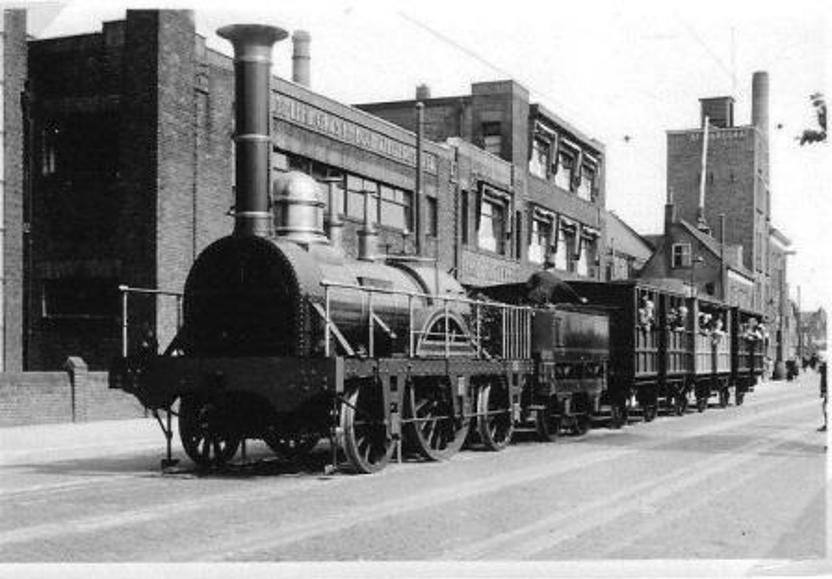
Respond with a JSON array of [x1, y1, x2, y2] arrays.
[[735, 389, 746, 406], [718, 388, 730, 408], [178, 394, 241, 468], [535, 398, 561, 442], [476, 381, 514, 451], [696, 396, 708, 413], [643, 404, 658, 423], [404, 382, 470, 461], [340, 385, 394, 474]]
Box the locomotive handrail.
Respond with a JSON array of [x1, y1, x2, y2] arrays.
[[319, 279, 532, 360], [118, 284, 184, 358]]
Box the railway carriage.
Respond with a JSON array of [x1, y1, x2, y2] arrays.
[[691, 296, 734, 411], [731, 307, 766, 405]]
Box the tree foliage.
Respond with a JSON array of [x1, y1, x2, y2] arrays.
[[798, 93, 826, 145]]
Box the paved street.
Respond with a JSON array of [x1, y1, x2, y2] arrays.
[[0, 372, 828, 575]]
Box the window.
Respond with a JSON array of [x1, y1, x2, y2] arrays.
[[40, 125, 59, 176], [482, 122, 502, 156], [554, 151, 574, 191], [379, 185, 411, 231], [478, 197, 505, 254], [41, 277, 119, 319], [672, 243, 692, 268], [461, 190, 469, 244], [529, 137, 550, 179], [345, 176, 380, 223], [528, 217, 552, 265], [577, 234, 597, 276], [426, 197, 438, 237], [553, 224, 574, 271], [576, 164, 595, 201]]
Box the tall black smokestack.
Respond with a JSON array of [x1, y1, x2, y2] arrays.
[[218, 24, 288, 237]]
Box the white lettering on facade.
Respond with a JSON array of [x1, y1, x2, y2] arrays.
[[272, 93, 438, 174]]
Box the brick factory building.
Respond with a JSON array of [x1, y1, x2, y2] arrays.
[[9, 9, 608, 370], [662, 72, 795, 370], [358, 83, 606, 287]]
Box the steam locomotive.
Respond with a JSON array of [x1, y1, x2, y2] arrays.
[[109, 24, 765, 475]]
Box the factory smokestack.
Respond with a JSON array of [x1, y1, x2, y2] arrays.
[[292, 30, 311, 87], [218, 24, 288, 237], [752, 71, 769, 141]]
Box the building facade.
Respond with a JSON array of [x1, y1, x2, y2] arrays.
[[665, 72, 794, 366], [358, 82, 607, 286], [2, 10, 27, 372], [15, 9, 610, 370]]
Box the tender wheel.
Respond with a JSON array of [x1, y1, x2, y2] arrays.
[[178, 394, 240, 468], [571, 414, 591, 436], [735, 389, 746, 406], [476, 382, 514, 451], [535, 400, 561, 442], [718, 388, 730, 408], [609, 403, 626, 429], [265, 430, 320, 460], [340, 385, 394, 474], [404, 381, 470, 461]]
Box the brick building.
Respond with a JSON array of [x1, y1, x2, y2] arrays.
[[664, 72, 794, 367], [357, 82, 607, 287], [800, 307, 827, 357], [12, 9, 610, 370], [638, 193, 756, 308], [603, 210, 653, 281], [1, 10, 27, 372]]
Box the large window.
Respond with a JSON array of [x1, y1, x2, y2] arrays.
[[478, 196, 505, 254], [553, 222, 575, 271], [576, 164, 596, 201], [554, 151, 574, 191], [529, 136, 550, 179], [672, 243, 692, 268], [528, 216, 552, 265], [576, 231, 598, 276], [380, 185, 411, 231], [461, 190, 469, 244]]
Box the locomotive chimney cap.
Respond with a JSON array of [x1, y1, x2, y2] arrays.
[[217, 24, 289, 54]]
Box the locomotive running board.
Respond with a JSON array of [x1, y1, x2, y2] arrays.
[[311, 302, 355, 356]]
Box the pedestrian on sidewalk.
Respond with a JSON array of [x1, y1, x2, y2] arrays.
[[818, 356, 827, 432]]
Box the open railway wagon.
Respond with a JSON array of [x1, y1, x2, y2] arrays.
[[659, 290, 694, 415], [478, 274, 611, 438], [731, 307, 766, 405], [691, 296, 734, 410], [568, 280, 664, 427]]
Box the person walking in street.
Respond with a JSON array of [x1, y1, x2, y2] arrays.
[[819, 356, 827, 432]]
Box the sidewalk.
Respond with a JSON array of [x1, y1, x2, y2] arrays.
[[0, 416, 164, 466]]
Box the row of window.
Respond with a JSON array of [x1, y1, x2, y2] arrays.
[[528, 130, 598, 201]]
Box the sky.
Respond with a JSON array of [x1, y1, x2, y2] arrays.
[[12, 0, 831, 310]]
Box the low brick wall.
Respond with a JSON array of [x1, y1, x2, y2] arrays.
[[0, 360, 146, 427]]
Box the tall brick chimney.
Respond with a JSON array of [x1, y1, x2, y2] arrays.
[[292, 30, 311, 87], [751, 71, 769, 140]]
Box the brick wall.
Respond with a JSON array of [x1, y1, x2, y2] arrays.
[[3, 10, 26, 371], [0, 360, 145, 426]]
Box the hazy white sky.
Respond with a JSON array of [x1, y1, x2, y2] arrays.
[[15, 0, 832, 309]]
